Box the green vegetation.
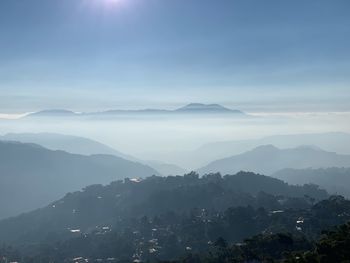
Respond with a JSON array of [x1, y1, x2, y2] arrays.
[[172, 220, 350, 263], [1, 173, 349, 262]]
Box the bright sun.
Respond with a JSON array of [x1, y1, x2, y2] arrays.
[[105, 0, 122, 3], [81, 0, 126, 10]]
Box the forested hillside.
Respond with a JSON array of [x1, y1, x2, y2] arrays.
[[0, 172, 337, 262]]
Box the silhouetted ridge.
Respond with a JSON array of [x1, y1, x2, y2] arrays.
[[175, 103, 242, 113], [1, 132, 137, 161], [0, 171, 328, 245], [198, 145, 350, 175], [24, 103, 245, 118], [0, 140, 159, 219]]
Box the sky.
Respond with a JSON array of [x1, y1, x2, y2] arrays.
[[0, 0, 350, 113]]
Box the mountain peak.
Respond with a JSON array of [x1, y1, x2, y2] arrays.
[[176, 103, 243, 114]]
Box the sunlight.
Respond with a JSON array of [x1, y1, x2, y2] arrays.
[[1, 0, 349, 261], [104, 0, 122, 3], [100, 0, 123, 6], [82, 0, 125, 9]]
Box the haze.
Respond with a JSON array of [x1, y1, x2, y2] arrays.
[[1, 0, 349, 113], [2, 1, 350, 262]]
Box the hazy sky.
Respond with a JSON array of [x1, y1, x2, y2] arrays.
[[1, 0, 350, 113]]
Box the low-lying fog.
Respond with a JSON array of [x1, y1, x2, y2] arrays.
[[1, 111, 350, 169]]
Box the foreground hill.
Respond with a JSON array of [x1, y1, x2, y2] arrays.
[[0, 141, 158, 219], [198, 145, 350, 175], [1, 174, 348, 262], [273, 167, 350, 198], [0, 172, 327, 246], [172, 203, 350, 263]]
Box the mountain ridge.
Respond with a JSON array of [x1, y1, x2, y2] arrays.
[[0, 132, 187, 176], [23, 103, 245, 118], [0, 171, 328, 245], [272, 167, 350, 198], [197, 144, 350, 175], [0, 140, 159, 219], [1, 132, 136, 160]]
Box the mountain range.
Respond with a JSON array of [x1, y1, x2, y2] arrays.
[[198, 145, 350, 175], [197, 132, 350, 156], [0, 140, 158, 219], [1, 132, 134, 160], [24, 103, 245, 119], [152, 132, 350, 169], [0, 133, 187, 176]]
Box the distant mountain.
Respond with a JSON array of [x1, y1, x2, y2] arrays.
[[272, 167, 350, 198], [0, 172, 327, 245], [175, 103, 243, 114], [198, 145, 350, 175], [0, 141, 159, 219], [1, 132, 136, 161], [166, 132, 350, 169], [0, 133, 187, 176], [197, 132, 350, 156], [144, 160, 188, 176], [23, 103, 245, 119]]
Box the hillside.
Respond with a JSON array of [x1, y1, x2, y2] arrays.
[[171, 202, 350, 263], [0, 141, 158, 219], [198, 145, 350, 175], [0, 172, 327, 245], [1, 132, 135, 160], [4, 197, 350, 263], [0, 133, 187, 176], [0, 173, 344, 262]]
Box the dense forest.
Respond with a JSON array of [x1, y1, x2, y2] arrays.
[[0, 173, 349, 262], [170, 219, 350, 263], [0, 172, 327, 243]]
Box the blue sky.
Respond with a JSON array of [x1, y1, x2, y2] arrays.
[[0, 0, 350, 112]]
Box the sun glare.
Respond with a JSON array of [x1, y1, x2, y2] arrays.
[[83, 0, 124, 8], [103, 0, 122, 5]]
